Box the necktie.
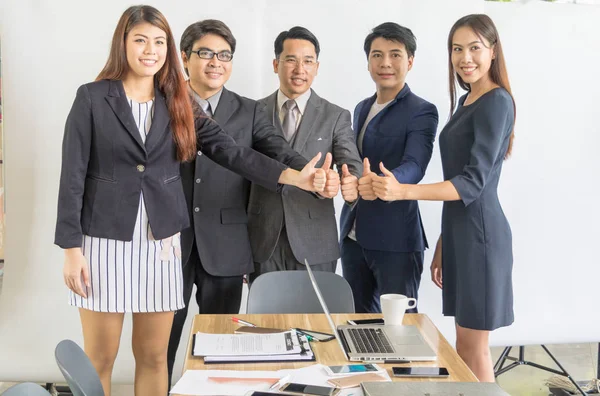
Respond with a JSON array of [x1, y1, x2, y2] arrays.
[[203, 102, 213, 118], [282, 99, 297, 141]]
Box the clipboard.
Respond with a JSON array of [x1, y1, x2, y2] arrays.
[[195, 333, 316, 364]]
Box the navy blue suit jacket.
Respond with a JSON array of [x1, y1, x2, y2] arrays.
[[339, 84, 438, 252]]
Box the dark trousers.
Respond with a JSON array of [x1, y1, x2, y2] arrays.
[[340, 237, 423, 314], [167, 240, 244, 390], [249, 226, 336, 283]]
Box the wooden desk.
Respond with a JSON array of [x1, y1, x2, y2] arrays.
[[180, 313, 476, 385]]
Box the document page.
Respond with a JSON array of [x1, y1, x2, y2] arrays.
[[169, 370, 281, 395], [193, 330, 302, 356]]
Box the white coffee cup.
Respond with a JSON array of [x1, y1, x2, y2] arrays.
[[380, 294, 417, 326]]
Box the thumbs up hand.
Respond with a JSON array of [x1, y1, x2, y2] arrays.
[[372, 162, 406, 201], [358, 158, 376, 201], [340, 164, 358, 203], [285, 151, 325, 192], [317, 153, 340, 199]]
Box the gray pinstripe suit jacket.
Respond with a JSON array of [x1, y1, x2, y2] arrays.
[[247, 90, 363, 265]]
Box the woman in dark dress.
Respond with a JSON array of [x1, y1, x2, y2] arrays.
[[364, 14, 516, 382]]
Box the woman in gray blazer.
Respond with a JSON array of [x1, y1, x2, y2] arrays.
[[54, 5, 327, 395], [362, 14, 516, 383]]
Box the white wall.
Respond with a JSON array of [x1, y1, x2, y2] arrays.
[[482, 0, 600, 346], [0, 0, 598, 385]]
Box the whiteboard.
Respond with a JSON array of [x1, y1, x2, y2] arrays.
[[1, 0, 598, 385]]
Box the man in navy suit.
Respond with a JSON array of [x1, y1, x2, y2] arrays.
[[339, 22, 439, 313]]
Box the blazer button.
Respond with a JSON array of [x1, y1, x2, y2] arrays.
[[197, 150, 202, 156], [194, 207, 200, 213], [136, 164, 145, 172], [196, 178, 201, 184]]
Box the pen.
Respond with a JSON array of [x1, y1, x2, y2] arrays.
[[231, 317, 256, 327], [269, 374, 291, 390], [293, 328, 315, 341]]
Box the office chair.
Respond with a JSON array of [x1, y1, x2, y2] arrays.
[[1, 382, 51, 395], [54, 339, 104, 396], [247, 270, 355, 314]]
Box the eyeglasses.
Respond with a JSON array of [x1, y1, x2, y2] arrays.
[[190, 48, 233, 62], [279, 57, 317, 70]]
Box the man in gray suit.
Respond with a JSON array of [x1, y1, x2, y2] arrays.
[[248, 26, 363, 280]]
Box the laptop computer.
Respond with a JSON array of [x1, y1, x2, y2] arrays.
[[361, 382, 509, 396], [304, 259, 436, 362]]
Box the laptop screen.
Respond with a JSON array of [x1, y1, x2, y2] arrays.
[[303, 259, 348, 359]]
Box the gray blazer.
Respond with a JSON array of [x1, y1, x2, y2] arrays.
[[247, 90, 362, 265]]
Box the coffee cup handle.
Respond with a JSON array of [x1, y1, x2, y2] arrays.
[[407, 298, 417, 309]]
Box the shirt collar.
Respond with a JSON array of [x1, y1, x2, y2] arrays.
[[277, 89, 311, 116], [187, 82, 223, 113]]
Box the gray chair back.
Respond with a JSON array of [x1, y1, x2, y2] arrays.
[[1, 383, 51, 395], [54, 339, 104, 396], [247, 270, 355, 314]]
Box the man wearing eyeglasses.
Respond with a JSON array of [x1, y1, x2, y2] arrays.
[[247, 26, 363, 281], [166, 20, 337, 389]]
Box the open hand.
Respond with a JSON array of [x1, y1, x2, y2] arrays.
[[431, 254, 443, 289], [63, 248, 90, 298]]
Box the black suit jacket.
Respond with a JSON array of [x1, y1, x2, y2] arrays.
[[180, 88, 308, 276], [55, 79, 287, 249]]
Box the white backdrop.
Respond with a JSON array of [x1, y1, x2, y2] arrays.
[[0, 0, 598, 384]]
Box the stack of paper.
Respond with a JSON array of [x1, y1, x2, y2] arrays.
[[193, 330, 315, 363]]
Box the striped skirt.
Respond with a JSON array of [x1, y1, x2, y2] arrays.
[[69, 195, 185, 313]]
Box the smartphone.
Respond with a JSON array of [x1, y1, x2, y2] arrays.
[[323, 363, 382, 376], [392, 367, 450, 378], [346, 318, 384, 325], [279, 382, 338, 396]]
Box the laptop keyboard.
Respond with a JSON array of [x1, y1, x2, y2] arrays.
[[347, 327, 394, 354]]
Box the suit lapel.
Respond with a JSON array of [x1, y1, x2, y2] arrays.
[[265, 91, 284, 136], [105, 80, 145, 151], [144, 85, 169, 153], [356, 94, 377, 138], [213, 88, 237, 127], [292, 90, 321, 152]]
